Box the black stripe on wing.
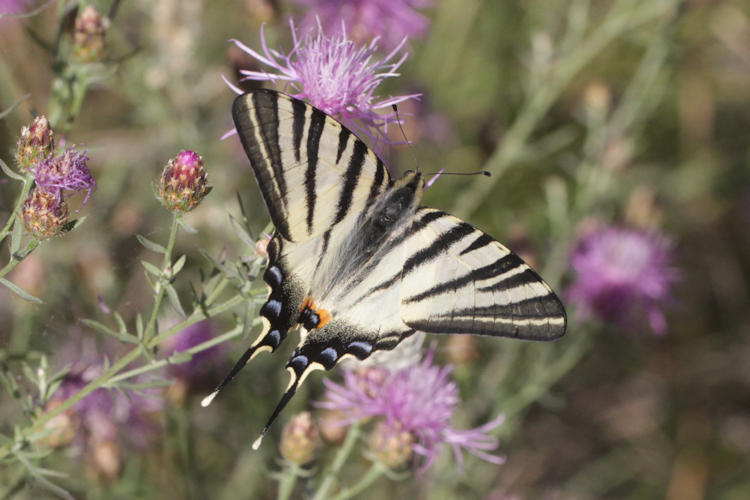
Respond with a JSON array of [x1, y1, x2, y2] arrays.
[[334, 139, 368, 224], [232, 91, 293, 240], [304, 108, 326, 234], [402, 253, 526, 303]]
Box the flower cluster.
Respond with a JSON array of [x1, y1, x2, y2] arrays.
[[15, 116, 96, 240], [318, 349, 505, 470], [292, 0, 433, 50], [231, 19, 417, 148], [567, 226, 677, 335]]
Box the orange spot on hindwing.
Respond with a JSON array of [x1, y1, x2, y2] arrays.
[[298, 296, 332, 330]]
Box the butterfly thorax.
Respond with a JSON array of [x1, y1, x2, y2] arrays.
[[313, 171, 424, 298]]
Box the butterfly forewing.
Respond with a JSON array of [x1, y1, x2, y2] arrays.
[[232, 90, 391, 242], [400, 208, 566, 341]]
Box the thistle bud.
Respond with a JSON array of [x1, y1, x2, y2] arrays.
[[369, 421, 414, 468], [279, 412, 321, 465], [72, 5, 110, 63], [16, 116, 54, 172], [158, 150, 210, 212], [22, 189, 69, 240]]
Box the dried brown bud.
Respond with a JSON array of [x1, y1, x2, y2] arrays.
[[369, 421, 414, 468], [22, 189, 69, 240], [16, 116, 54, 172], [279, 412, 321, 465], [73, 5, 110, 63]]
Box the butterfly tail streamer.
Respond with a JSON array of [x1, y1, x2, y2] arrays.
[[252, 357, 320, 449], [201, 329, 282, 407]]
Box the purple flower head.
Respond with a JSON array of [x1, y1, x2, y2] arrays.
[[318, 348, 505, 470], [291, 0, 433, 50], [48, 339, 164, 452], [567, 226, 677, 335], [160, 320, 226, 385], [231, 18, 418, 149], [0, 0, 32, 15], [34, 147, 96, 208]]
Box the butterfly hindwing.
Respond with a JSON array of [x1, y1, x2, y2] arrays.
[[232, 90, 391, 242], [400, 208, 566, 340]]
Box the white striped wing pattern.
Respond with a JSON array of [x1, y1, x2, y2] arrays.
[[205, 89, 567, 446]]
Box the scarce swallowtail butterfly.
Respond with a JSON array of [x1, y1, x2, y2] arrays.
[[203, 89, 567, 448]]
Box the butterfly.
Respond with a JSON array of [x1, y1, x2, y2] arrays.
[[203, 89, 567, 448]]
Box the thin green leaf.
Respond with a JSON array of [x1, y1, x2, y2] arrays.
[[114, 312, 127, 334], [229, 213, 255, 249], [0, 278, 43, 304], [141, 260, 162, 278], [81, 319, 138, 344], [177, 216, 198, 234], [168, 351, 193, 365], [136, 234, 167, 254], [62, 215, 87, 233], [165, 284, 186, 318], [0, 158, 25, 181], [136, 313, 144, 340], [15, 240, 39, 260], [10, 218, 23, 253], [172, 254, 187, 276], [0, 93, 29, 119]]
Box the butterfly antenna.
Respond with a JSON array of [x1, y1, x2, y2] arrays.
[[391, 104, 420, 172], [201, 344, 261, 407]]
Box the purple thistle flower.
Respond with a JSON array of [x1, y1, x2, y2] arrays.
[[230, 18, 418, 149], [0, 0, 32, 15], [318, 348, 505, 470], [47, 340, 164, 453], [291, 0, 433, 50], [567, 226, 677, 335], [34, 148, 96, 208]]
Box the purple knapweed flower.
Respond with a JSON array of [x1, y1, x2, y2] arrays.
[[318, 349, 505, 470], [230, 18, 418, 148], [291, 0, 433, 50], [34, 147, 96, 208], [0, 0, 32, 15], [567, 226, 677, 335], [44, 338, 164, 471]]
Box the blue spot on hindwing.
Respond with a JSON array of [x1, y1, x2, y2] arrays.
[[261, 299, 282, 319], [266, 329, 281, 348], [347, 341, 373, 359], [264, 266, 283, 288], [318, 347, 338, 368]]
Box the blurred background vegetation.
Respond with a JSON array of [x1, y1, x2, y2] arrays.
[[1, 0, 749, 498]]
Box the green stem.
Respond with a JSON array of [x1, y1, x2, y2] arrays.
[[0, 241, 39, 281], [329, 463, 386, 500], [311, 423, 361, 500], [0, 293, 244, 461], [106, 324, 245, 386], [497, 327, 592, 432], [143, 213, 180, 343], [451, 0, 674, 218], [276, 463, 302, 500], [0, 177, 32, 245]]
